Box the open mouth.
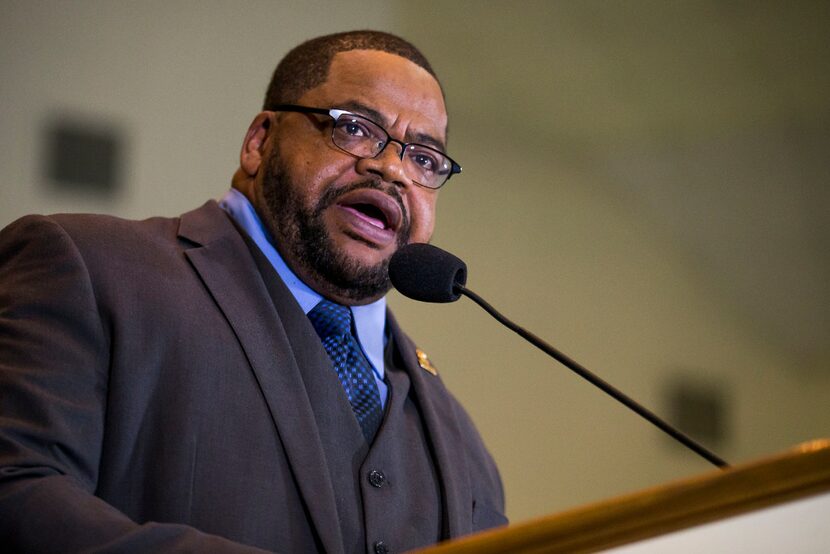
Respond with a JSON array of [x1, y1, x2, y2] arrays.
[[343, 203, 391, 229], [336, 188, 403, 234], [332, 187, 406, 248]]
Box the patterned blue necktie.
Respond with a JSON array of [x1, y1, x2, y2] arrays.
[[307, 299, 383, 443]]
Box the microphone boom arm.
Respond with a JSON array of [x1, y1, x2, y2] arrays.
[[454, 283, 730, 470]]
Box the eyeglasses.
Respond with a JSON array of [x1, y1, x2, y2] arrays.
[[272, 104, 461, 190]]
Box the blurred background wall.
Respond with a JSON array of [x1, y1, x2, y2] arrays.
[[2, 0, 828, 523]]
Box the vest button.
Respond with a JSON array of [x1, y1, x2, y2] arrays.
[[373, 540, 389, 554], [367, 469, 386, 488]]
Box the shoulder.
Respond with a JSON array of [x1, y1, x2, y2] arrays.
[[0, 201, 243, 316], [0, 201, 230, 262]]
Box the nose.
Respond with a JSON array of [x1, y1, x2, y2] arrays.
[[355, 142, 412, 189]]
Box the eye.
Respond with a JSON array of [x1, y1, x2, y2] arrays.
[[407, 148, 439, 172], [336, 118, 370, 138]]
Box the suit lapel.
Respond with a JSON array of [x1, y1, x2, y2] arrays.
[[386, 312, 474, 538], [178, 202, 344, 554]]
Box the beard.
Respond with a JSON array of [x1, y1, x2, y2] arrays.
[[261, 151, 410, 302]]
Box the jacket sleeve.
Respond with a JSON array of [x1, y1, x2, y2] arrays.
[[0, 215, 270, 553]]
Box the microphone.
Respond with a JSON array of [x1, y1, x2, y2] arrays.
[[389, 243, 730, 469], [387, 243, 467, 303]]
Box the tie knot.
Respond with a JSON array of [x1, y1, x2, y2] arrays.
[[308, 299, 353, 339]]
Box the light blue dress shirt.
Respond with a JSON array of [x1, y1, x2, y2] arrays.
[[218, 189, 388, 407]]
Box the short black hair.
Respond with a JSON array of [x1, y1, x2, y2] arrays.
[[263, 30, 440, 109]]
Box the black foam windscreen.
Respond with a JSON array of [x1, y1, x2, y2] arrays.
[[388, 243, 467, 303]]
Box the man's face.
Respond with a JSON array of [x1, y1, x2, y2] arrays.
[[256, 50, 448, 304]]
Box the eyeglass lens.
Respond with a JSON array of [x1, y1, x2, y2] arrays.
[[331, 113, 452, 189]]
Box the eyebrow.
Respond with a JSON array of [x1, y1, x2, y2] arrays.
[[334, 100, 447, 153]]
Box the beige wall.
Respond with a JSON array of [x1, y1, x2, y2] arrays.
[[2, 1, 828, 524]]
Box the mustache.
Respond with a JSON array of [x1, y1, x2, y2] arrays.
[[316, 180, 409, 232]]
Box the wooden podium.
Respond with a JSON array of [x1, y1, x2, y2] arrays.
[[414, 440, 830, 553]]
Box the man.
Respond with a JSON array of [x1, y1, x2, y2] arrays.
[[0, 31, 505, 553]]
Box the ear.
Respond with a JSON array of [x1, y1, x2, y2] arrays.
[[240, 112, 275, 176]]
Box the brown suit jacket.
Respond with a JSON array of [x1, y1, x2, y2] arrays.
[[0, 201, 505, 553]]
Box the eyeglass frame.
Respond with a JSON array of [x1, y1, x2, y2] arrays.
[[270, 104, 462, 189]]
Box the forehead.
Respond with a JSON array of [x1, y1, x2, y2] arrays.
[[297, 49, 448, 147]]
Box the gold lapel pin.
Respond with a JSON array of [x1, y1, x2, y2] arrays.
[[416, 348, 438, 376]]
